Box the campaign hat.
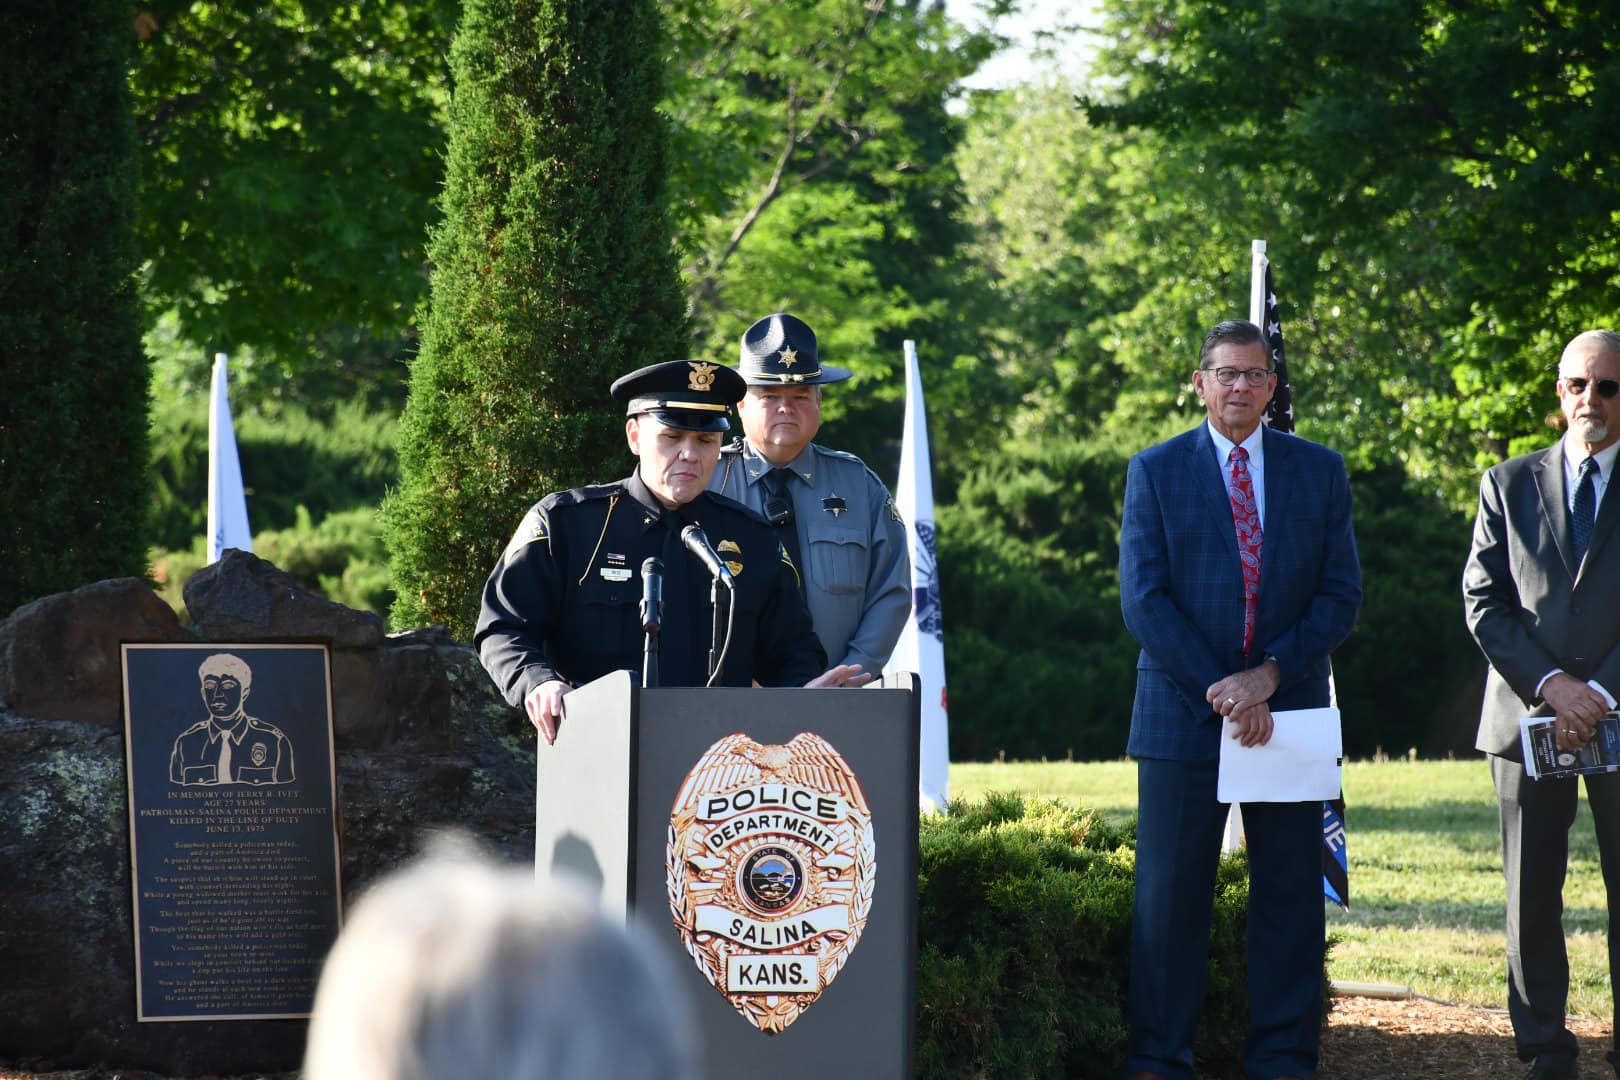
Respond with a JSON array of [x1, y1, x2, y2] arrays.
[[736, 313, 852, 386], [610, 359, 745, 432]]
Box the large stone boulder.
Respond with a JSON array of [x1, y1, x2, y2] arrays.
[[0, 555, 535, 1075]]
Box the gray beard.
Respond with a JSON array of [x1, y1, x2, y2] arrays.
[[1573, 416, 1609, 444]]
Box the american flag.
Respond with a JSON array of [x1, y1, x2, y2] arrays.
[[1260, 263, 1296, 434], [1256, 254, 1350, 911]]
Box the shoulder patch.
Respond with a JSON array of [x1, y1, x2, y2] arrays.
[[504, 506, 551, 562], [886, 497, 902, 523]]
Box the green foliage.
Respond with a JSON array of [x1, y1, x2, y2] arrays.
[[0, 0, 150, 616], [153, 506, 393, 623], [129, 0, 455, 363], [148, 392, 398, 552], [953, 760, 1614, 1020], [916, 792, 1250, 1078], [1083, 0, 1620, 497], [1330, 466, 1485, 757], [665, 0, 1004, 471], [940, 439, 1138, 761], [382, 0, 689, 637]]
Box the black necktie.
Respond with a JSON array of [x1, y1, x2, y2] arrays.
[[760, 467, 805, 596], [1573, 455, 1598, 564]]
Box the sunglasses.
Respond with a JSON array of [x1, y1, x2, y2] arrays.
[[1562, 377, 1620, 399]]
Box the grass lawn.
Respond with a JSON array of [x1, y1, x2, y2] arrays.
[[951, 759, 1614, 1020]]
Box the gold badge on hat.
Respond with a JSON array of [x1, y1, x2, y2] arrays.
[[688, 361, 719, 392], [778, 346, 799, 367], [667, 732, 875, 1035]]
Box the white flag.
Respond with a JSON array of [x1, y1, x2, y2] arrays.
[[884, 340, 950, 812], [207, 352, 253, 563]]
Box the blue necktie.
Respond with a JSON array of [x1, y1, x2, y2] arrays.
[[1573, 456, 1598, 565]]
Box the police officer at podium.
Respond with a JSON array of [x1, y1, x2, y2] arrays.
[[475, 359, 871, 743], [709, 313, 910, 673]]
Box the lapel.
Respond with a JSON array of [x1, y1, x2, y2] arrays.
[[1532, 443, 1579, 582], [1258, 425, 1292, 593], [1186, 425, 1240, 565]]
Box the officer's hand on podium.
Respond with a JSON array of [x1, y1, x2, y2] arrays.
[[524, 680, 572, 744], [805, 663, 873, 689]]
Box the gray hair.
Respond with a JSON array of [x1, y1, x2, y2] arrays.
[[1562, 329, 1620, 365], [303, 835, 699, 1080], [1197, 319, 1268, 369]]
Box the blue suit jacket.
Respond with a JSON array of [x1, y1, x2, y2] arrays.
[[1119, 424, 1362, 761]]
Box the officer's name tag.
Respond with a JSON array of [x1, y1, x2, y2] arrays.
[[600, 567, 633, 582]]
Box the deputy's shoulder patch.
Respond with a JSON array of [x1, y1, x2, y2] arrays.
[[886, 497, 902, 523], [503, 506, 551, 562]]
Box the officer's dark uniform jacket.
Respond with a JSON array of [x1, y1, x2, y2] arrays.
[[475, 471, 828, 709]]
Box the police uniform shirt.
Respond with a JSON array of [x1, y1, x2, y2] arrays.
[[475, 471, 828, 709], [169, 714, 295, 785], [712, 439, 910, 673]]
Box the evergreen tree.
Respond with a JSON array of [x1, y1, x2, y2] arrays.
[[1, 0, 150, 615], [383, 0, 687, 636]]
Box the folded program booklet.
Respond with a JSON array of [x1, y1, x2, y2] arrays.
[[1521, 711, 1620, 780]]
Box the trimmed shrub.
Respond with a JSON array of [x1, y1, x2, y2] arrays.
[[382, 0, 688, 638], [916, 793, 1250, 1078], [1, 0, 150, 615]]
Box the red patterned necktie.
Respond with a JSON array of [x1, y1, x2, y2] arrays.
[[1228, 446, 1262, 659]]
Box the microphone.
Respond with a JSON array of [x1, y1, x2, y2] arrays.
[[640, 557, 663, 632], [679, 524, 734, 589]]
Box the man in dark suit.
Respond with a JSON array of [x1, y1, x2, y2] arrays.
[[1463, 329, 1620, 1080], [1119, 319, 1362, 1080]]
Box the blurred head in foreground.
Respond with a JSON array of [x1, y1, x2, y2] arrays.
[[303, 835, 698, 1080]]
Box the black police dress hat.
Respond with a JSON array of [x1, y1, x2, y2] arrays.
[[736, 312, 852, 386], [609, 359, 746, 432]]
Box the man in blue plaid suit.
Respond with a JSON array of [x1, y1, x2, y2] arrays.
[[1118, 320, 1362, 1080]]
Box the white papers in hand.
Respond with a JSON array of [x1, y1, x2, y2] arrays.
[[1217, 707, 1342, 803]]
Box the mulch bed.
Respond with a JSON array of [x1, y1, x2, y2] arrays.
[[3, 994, 1613, 1079], [1313, 993, 1614, 1080]]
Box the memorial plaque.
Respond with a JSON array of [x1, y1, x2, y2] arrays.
[[122, 643, 342, 1021]]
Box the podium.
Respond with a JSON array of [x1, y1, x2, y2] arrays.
[[536, 670, 920, 1078]]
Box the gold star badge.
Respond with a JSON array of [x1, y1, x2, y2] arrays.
[[778, 346, 799, 367]]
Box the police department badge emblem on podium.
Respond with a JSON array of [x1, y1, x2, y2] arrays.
[[667, 732, 875, 1033]]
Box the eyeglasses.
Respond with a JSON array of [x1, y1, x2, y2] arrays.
[[1561, 376, 1620, 399], [1203, 366, 1275, 387]]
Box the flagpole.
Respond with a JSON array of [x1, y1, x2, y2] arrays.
[[1249, 239, 1268, 325]]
